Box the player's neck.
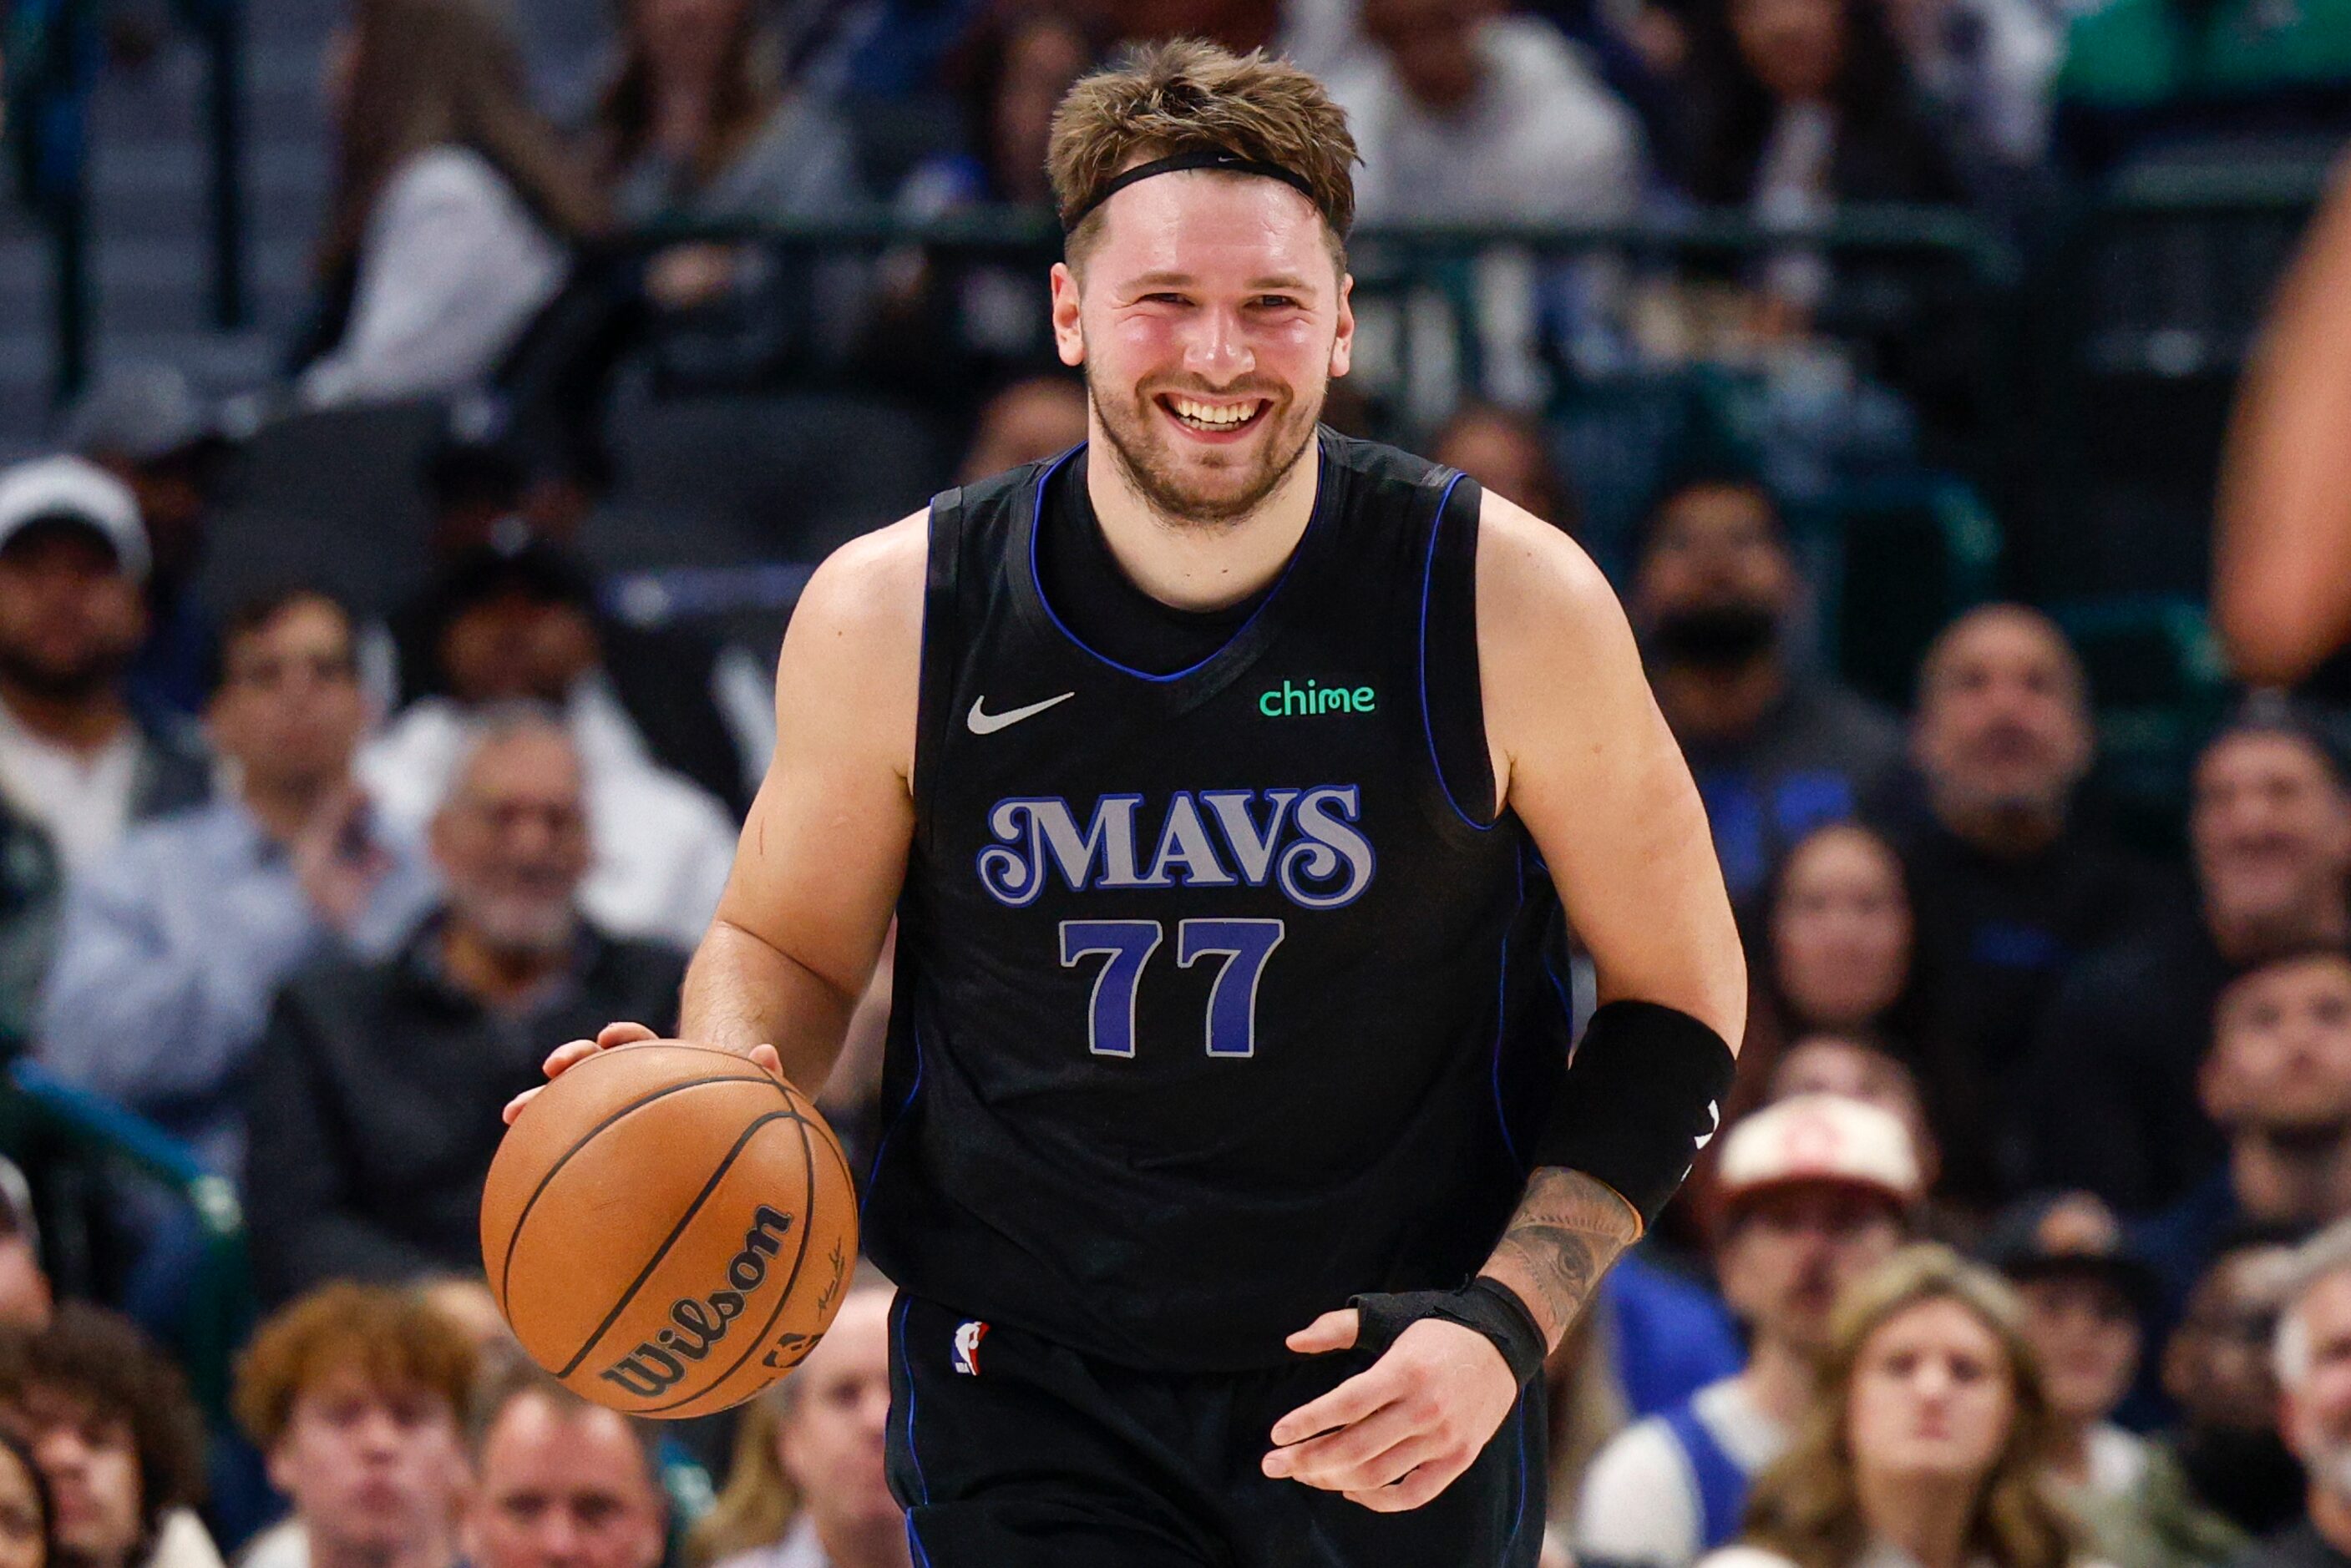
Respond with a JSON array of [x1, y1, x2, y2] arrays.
[[1085, 438, 1320, 613]]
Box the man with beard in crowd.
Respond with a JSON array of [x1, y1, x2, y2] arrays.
[[0, 456, 209, 1044], [241, 706, 686, 1308], [1880, 603, 2174, 1178], [2229, 1221, 2351, 1566], [2031, 709, 2351, 1211], [1629, 471, 1904, 901], [2167, 1231, 2309, 1537], [2141, 950, 2351, 1321]]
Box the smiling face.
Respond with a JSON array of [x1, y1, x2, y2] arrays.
[[2193, 730, 2351, 941], [1050, 169, 1353, 528]]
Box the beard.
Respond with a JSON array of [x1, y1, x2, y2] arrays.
[[1086, 364, 1322, 528], [1647, 603, 1779, 670], [452, 887, 578, 959], [0, 637, 130, 705]]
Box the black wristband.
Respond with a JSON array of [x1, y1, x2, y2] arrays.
[[1347, 1278, 1549, 1388], [1533, 999, 1736, 1227]]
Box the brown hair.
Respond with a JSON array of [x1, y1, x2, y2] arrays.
[[322, 0, 607, 277], [0, 1305, 208, 1545], [592, 0, 782, 194], [1740, 1245, 2080, 1568], [231, 1283, 479, 1451], [466, 1354, 664, 1490], [1046, 38, 1359, 265]]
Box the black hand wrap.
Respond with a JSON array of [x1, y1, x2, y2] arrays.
[[1535, 999, 1737, 1228], [1347, 1278, 1549, 1389]]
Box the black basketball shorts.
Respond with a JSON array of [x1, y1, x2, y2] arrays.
[[886, 1293, 1548, 1568]]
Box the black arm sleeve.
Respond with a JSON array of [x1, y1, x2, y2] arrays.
[[1533, 999, 1737, 1227]]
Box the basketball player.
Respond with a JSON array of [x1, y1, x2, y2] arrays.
[[514, 41, 1744, 1566]]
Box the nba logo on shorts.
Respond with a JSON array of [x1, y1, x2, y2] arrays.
[[952, 1320, 989, 1377]]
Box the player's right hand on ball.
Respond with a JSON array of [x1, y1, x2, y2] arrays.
[[502, 1024, 787, 1124]]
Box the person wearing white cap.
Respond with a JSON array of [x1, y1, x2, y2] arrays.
[[1574, 1094, 1923, 1568], [0, 455, 208, 877], [0, 456, 210, 1044]]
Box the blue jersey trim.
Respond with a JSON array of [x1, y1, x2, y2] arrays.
[[1417, 472, 1492, 832], [1490, 851, 1528, 1174], [894, 1294, 933, 1506], [864, 1019, 929, 1211], [1024, 443, 1332, 682]]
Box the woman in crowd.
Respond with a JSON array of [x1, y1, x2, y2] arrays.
[[296, 0, 607, 407], [864, 5, 1102, 406], [1742, 822, 1993, 1202], [591, 0, 856, 227], [1699, 1244, 2090, 1568]]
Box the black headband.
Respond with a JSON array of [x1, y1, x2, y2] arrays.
[[1061, 149, 1328, 235]]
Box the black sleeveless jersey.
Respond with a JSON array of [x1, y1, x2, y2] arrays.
[[863, 429, 1573, 1373]]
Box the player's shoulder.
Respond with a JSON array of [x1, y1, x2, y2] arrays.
[[1472, 486, 1624, 642], [792, 511, 929, 651]]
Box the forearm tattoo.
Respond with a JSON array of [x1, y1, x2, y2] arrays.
[[1480, 1167, 1642, 1349]]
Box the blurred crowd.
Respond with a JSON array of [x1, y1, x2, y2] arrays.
[[0, 1, 2347, 1567]]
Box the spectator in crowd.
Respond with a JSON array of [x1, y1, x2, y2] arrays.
[[1877, 0, 2062, 172], [591, 0, 854, 226], [464, 1364, 663, 1568], [360, 541, 739, 948], [1986, 1193, 2243, 1567], [58, 365, 231, 718], [2235, 1217, 2351, 1567], [1887, 604, 2173, 1160], [1698, 1244, 2085, 1568], [0, 457, 208, 1044], [393, 422, 773, 812], [2032, 709, 2351, 1212], [295, 0, 607, 408], [1431, 402, 1578, 535], [1327, 0, 1642, 226], [39, 589, 436, 1179], [1680, 0, 1964, 210], [0, 1429, 54, 1568], [869, 8, 1100, 404], [244, 709, 688, 1304], [231, 1285, 477, 1568], [955, 377, 1089, 484], [1577, 1095, 1921, 1565], [1633, 473, 1903, 901], [1746, 822, 1989, 1200], [584, 0, 862, 387], [2141, 949, 2351, 1310], [2166, 1232, 2308, 1538], [690, 1267, 902, 1568], [0, 1305, 217, 1568]]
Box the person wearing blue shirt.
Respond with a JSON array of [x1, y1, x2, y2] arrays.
[[37, 587, 435, 1177]]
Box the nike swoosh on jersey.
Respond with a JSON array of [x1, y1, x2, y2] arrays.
[[967, 691, 1076, 735]]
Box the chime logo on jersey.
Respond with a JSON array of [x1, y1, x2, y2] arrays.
[[952, 1320, 988, 1376], [975, 786, 1376, 910]]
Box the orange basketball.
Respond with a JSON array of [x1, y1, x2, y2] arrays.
[[480, 1041, 860, 1419]]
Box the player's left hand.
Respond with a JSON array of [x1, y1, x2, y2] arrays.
[[1260, 1308, 1519, 1512]]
